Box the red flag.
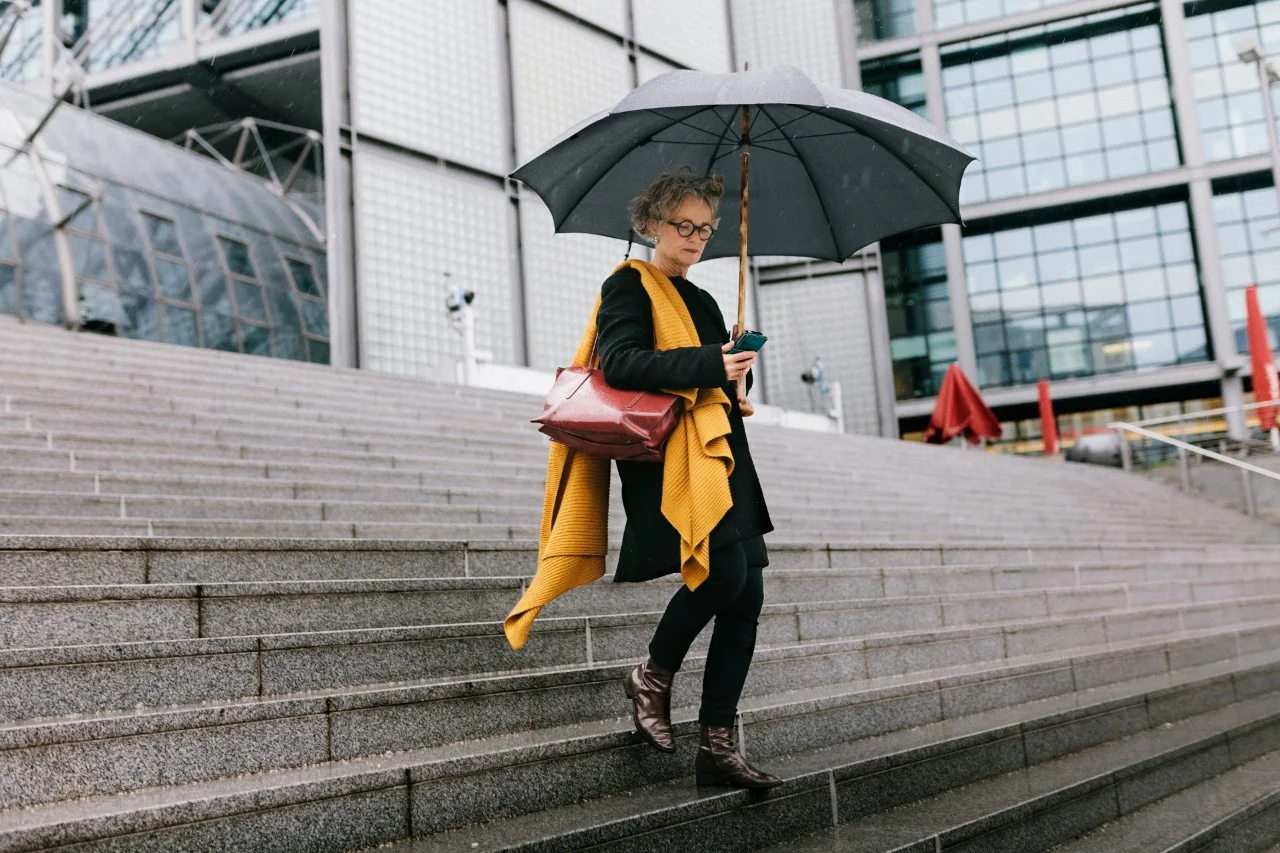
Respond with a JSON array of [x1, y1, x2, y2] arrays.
[[1038, 379, 1058, 455], [1245, 285, 1278, 432], [925, 363, 1002, 445]]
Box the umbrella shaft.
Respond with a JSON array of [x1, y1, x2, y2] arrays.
[[737, 104, 749, 335]]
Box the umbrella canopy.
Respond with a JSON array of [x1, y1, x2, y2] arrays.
[[511, 65, 975, 262], [1038, 379, 1058, 455], [1245, 284, 1279, 434], [925, 364, 1002, 446]]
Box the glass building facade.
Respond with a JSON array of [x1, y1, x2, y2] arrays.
[[849, 0, 1280, 446]]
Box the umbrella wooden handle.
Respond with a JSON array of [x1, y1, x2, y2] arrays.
[[735, 102, 753, 418], [732, 323, 754, 417]]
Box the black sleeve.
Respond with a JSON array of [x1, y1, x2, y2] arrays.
[[700, 285, 754, 396], [596, 269, 727, 392]]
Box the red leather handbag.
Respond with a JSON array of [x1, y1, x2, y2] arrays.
[[532, 337, 683, 462]]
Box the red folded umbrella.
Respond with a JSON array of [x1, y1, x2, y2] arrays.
[[1245, 285, 1278, 433], [925, 363, 1003, 445], [1038, 380, 1058, 455]]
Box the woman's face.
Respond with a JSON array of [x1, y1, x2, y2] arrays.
[[653, 196, 716, 269]]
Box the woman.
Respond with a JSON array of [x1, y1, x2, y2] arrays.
[[596, 167, 780, 789]]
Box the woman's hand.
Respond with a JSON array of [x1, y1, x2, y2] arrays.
[[721, 342, 756, 382]]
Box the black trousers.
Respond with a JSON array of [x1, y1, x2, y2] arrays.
[[647, 542, 764, 727]]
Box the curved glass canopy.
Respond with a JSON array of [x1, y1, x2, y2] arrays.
[[0, 80, 328, 363]]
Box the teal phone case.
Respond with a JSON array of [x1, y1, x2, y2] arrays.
[[729, 331, 768, 354]]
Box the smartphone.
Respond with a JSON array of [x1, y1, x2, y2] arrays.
[[729, 330, 768, 354]]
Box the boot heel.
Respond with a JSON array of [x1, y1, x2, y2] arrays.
[[695, 771, 728, 787]]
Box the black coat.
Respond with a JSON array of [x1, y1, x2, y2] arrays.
[[595, 266, 773, 582]]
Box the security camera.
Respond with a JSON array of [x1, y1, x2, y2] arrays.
[[445, 289, 475, 313]]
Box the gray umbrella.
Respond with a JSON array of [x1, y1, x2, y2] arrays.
[[511, 65, 975, 400]]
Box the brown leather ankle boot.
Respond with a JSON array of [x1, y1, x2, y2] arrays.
[[694, 724, 782, 789], [623, 658, 676, 753]]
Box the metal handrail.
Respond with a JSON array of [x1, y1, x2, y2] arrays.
[[1128, 400, 1279, 429], [1110, 420, 1280, 518]]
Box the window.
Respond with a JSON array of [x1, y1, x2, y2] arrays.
[[884, 231, 953, 399], [1212, 183, 1280, 355], [1185, 0, 1280, 163], [963, 199, 1210, 388], [855, 0, 915, 42], [862, 53, 927, 119], [942, 6, 1179, 205]]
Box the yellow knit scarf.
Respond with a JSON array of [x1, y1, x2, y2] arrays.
[[504, 260, 735, 650]]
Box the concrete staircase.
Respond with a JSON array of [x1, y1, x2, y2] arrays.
[[1, 314, 1279, 852]]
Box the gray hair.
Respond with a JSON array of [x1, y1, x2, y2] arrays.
[[628, 167, 725, 241]]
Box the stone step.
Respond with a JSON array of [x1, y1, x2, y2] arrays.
[[0, 514, 526, 540], [0, 493, 1240, 546], [0, 444, 548, 487], [1, 595, 1275, 810], [398, 667, 1280, 852], [0, 394, 1264, 527], [746, 707, 1280, 853], [0, 350, 541, 409], [0, 424, 544, 466], [0, 341, 540, 395], [0, 470, 1254, 528], [0, 483, 1231, 535], [3, 535, 1271, 585], [1, 576, 1274, 722], [3, 563, 1273, 651], [1042, 753, 1280, 852], [1, 627, 1276, 851], [1, 465, 935, 513], [0, 359, 1201, 474], [5, 448, 1264, 540], [0, 411, 548, 460], [0, 489, 542, 524], [0, 513, 1255, 545], [0, 386, 544, 439], [2, 466, 548, 505]]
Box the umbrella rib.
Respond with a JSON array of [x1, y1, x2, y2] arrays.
[[816, 110, 966, 223], [703, 106, 739, 179], [748, 142, 798, 157], [643, 107, 726, 143], [757, 104, 843, 260], [749, 107, 822, 142], [753, 128, 863, 144]]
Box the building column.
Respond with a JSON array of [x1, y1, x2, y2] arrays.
[[920, 38, 979, 383], [1161, 0, 1246, 436], [861, 255, 901, 438], [320, 0, 360, 368], [497, 0, 530, 366], [40, 0, 60, 97], [178, 0, 200, 61]]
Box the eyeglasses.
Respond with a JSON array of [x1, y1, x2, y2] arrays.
[[666, 219, 718, 240]]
